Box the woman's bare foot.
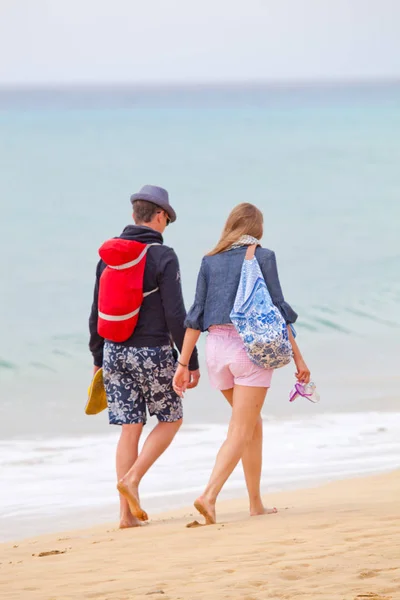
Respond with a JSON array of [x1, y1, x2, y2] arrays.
[[194, 496, 216, 525], [119, 515, 142, 529], [117, 480, 148, 522], [250, 505, 278, 517]]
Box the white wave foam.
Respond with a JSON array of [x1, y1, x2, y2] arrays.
[[1, 412, 399, 540]]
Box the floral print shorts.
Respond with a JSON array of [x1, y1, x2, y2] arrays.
[[103, 343, 182, 425]]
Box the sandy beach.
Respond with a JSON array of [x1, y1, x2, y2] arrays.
[[1, 471, 399, 600]]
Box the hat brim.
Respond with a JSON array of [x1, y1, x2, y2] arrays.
[[130, 193, 177, 223]]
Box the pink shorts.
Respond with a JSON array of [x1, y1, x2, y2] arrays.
[[206, 325, 273, 390]]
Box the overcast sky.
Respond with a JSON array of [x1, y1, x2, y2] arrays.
[[1, 0, 399, 85]]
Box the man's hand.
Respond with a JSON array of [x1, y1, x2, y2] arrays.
[[93, 365, 101, 376], [186, 369, 200, 390]]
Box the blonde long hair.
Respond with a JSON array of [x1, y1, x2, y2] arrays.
[[207, 203, 264, 256]]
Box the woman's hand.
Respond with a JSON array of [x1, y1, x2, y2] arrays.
[[173, 364, 191, 398], [287, 325, 311, 384], [93, 365, 101, 376], [294, 357, 311, 384]]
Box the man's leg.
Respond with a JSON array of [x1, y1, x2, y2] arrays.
[[103, 343, 145, 528], [116, 423, 143, 528], [117, 419, 182, 520], [117, 345, 183, 520]]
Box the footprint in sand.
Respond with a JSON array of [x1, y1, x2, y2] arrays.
[[248, 580, 266, 588], [358, 570, 380, 579], [186, 520, 205, 528], [307, 523, 333, 530], [355, 594, 391, 600], [35, 550, 67, 557], [279, 572, 302, 581]]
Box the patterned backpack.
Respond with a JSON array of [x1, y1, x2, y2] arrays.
[[230, 244, 292, 369]]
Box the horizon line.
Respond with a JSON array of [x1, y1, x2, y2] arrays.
[[1, 76, 400, 91]]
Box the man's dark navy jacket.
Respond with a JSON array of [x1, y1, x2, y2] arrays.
[[89, 225, 199, 370]]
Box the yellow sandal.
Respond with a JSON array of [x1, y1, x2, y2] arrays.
[[85, 368, 107, 415]]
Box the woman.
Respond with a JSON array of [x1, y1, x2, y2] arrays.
[[173, 203, 310, 525]]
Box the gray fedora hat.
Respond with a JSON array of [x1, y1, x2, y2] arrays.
[[130, 185, 177, 223]]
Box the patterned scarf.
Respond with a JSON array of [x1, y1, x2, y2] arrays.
[[230, 235, 260, 249]]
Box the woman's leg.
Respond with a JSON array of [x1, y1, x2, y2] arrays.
[[221, 389, 276, 516], [195, 385, 267, 524]]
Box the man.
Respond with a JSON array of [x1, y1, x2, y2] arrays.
[[89, 185, 200, 528]]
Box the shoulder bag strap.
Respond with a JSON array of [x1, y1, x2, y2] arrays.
[[245, 243, 257, 261]]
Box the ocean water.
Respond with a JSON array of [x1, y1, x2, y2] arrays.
[[0, 83, 399, 541]]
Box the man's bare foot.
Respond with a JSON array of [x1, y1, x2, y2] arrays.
[[194, 496, 216, 525], [117, 480, 148, 522], [119, 515, 142, 529], [250, 506, 278, 517]]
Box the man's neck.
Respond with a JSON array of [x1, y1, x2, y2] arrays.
[[135, 223, 155, 231], [135, 222, 163, 234]]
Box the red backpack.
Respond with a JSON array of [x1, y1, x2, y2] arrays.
[[97, 238, 159, 343]]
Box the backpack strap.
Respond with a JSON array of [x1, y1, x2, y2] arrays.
[[98, 307, 141, 322], [245, 244, 257, 261], [106, 242, 161, 297], [143, 287, 159, 298], [108, 243, 161, 271], [98, 287, 158, 321], [142, 243, 162, 297]]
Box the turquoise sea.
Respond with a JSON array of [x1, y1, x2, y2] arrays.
[[0, 83, 399, 540]]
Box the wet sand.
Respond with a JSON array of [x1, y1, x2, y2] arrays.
[[1, 471, 399, 600]]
